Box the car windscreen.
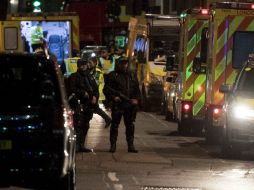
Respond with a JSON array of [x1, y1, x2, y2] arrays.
[[0, 57, 61, 109], [237, 68, 254, 93]]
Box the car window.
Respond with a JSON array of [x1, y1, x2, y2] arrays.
[[0, 56, 61, 109], [237, 68, 254, 92]]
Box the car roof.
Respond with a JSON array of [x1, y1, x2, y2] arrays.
[[0, 52, 56, 70]]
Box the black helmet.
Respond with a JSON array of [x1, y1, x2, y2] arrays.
[[115, 57, 128, 72], [116, 57, 128, 65], [77, 58, 88, 68]]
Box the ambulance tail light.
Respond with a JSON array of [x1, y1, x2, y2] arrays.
[[212, 106, 223, 118], [201, 9, 209, 15], [213, 108, 220, 115], [182, 101, 192, 113]]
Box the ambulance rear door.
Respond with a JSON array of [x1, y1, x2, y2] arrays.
[[0, 21, 23, 52]]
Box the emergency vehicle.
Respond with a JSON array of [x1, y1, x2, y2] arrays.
[[168, 8, 209, 134], [220, 55, 254, 157], [0, 12, 79, 73], [193, 2, 254, 143], [126, 15, 180, 111]]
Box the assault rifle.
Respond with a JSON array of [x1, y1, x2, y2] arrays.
[[105, 86, 131, 102], [105, 85, 139, 121]]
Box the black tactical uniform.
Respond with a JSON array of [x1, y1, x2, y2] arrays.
[[88, 57, 111, 128], [68, 58, 98, 152], [103, 57, 140, 153]]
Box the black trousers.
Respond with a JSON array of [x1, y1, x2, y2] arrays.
[[110, 105, 136, 146], [74, 110, 93, 149], [94, 104, 111, 123]]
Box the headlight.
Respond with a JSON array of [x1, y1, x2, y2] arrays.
[[232, 105, 254, 119]]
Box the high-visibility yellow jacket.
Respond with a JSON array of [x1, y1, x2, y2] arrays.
[[64, 57, 80, 76], [31, 26, 43, 45]]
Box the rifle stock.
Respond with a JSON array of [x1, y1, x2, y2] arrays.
[[106, 86, 131, 102]]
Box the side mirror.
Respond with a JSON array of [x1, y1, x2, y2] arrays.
[[193, 57, 206, 74], [219, 84, 232, 93], [166, 56, 178, 71]]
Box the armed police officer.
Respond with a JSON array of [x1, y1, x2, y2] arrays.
[[103, 57, 140, 153], [87, 56, 112, 128], [68, 58, 98, 152]]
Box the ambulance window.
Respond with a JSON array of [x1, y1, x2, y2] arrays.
[[237, 69, 254, 92], [200, 27, 208, 63], [4, 27, 18, 50], [232, 31, 254, 69]]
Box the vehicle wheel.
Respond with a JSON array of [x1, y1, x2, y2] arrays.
[[205, 126, 215, 144], [178, 120, 190, 136], [221, 132, 241, 159], [160, 96, 166, 115], [165, 109, 173, 120], [52, 165, 76, 190], [172, 98, 177, 121], [141, 86, 150, 112]]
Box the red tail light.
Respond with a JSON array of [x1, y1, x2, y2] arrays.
[[182, 101, 192, 113], [213, 108, 220, 115], [201, 9, 209, 15], [251, 4, 254, 9], [184, 104, 190, 111], [212, 106, 223, 117]]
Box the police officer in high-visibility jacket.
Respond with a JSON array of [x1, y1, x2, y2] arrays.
[[31, 21, 44, 52], [99, 49, 114, 74]]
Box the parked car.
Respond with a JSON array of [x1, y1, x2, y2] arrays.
[[0, 52, 76, 189], [220, 56, 254, 158], [164, 73, 178, 121]]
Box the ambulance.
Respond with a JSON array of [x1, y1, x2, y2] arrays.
[[167, 8, 209, 135], [0, 12, 79, 74], [126, 15, 179, 111], [194, 2, 254, 143]]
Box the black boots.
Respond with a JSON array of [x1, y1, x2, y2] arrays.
[[128, 144, 138, 153], [109, 143, 116, 153]]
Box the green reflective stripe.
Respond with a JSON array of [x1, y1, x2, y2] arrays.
[[215, 57, 226, 81], [193, 93, 205, 116], [194, 75, 206, 93], [216, 29, 228, 54], [187, 34, 197, 56], [186, 62, 193, 80], [246, 20, 254, 30], [187, 34, 198, 56], [187, 19, 197, 55], [184, 84, 193, 100], [226, 50, 232, 66], [229, 16, 244, 37], [188, 19, 196, 31], [226, 70, 237, 84], [215, 17, 243, 81], [193, 75, 206, 116]]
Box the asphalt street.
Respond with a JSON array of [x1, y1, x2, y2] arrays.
[[4, 108, 254, 190]]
